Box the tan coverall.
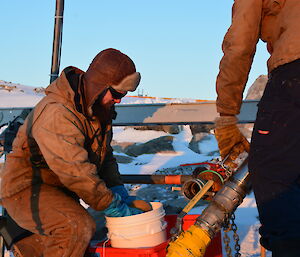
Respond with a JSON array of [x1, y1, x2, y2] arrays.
[[1, 67, 122, 256]]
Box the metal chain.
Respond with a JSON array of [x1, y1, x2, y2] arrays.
[[222, 213, 241, 257], [230, 213, 241, 257], [222, 214, 232, 257], [223, 230, 232, 257]]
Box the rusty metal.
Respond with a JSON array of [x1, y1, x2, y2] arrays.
[[261, 245, 266, 257], [223, 213, 241, 257]]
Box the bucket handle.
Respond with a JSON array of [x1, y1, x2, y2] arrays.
[[102, 238, 109, 257]]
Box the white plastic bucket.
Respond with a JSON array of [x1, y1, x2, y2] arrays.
[[105, 202, 167, 248]]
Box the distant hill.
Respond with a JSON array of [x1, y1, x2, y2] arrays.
[[1, 75, 267, 108], [0, 80, 45, 108], [0, 80, 200, 108]]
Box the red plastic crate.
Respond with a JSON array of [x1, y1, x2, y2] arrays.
[[89, 214, 222, 257], [90, 241, 168, 257]]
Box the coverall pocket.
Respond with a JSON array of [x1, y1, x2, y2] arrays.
[[251, 101, 291, 148], [251, 103, 274, 147]]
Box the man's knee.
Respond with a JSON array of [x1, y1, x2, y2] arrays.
[[42, 211, 96, 257], [75, 212, 96, 243], [12, 234, 44, 257]]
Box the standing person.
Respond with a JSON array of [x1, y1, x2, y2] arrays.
[[214, 0, 300, 256], [0, 48, 151, 257]]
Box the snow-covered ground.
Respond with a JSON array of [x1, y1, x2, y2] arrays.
[[114, 126, 266, 257], [0, 80, 271, 256]]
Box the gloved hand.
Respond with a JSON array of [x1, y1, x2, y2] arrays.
[[166, 225, 211, 257], [110, 185, 152, 212], [214, 115, 250, 169], [102, 193, 132, 217], [131, 199, 152, 212]]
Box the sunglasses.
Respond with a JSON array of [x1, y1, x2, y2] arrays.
[[109, 87, 127, 99]]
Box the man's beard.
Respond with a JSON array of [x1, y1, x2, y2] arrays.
[[92, 104, 113, 125]]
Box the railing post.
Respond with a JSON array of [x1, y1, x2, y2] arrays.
[[50, 0, 65, 83]]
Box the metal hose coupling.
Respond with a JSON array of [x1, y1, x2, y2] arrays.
[[194, 157, 251, 238], [181, 168, 225, 200], [181, 178, 207, 199]]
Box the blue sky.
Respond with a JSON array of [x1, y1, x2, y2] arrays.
[[2, 1, 269, 99]]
